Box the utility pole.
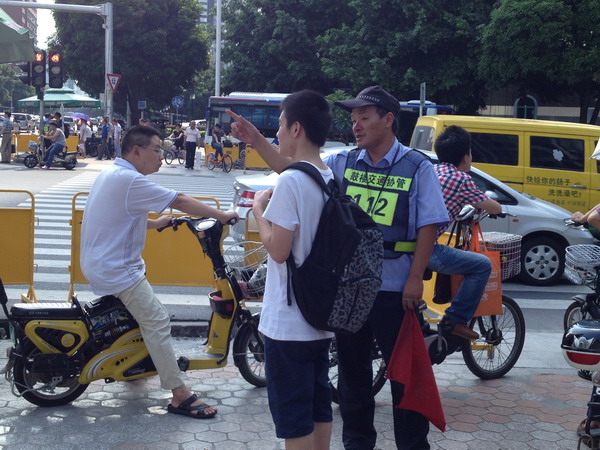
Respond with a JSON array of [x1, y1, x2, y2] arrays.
[[0, 1, 114, 117], [215, 0, 221, 96]]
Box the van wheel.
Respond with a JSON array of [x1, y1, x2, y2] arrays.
[[518, 236, 564, 286]]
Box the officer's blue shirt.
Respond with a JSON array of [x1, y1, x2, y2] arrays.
[[323, 140, 449, 293]]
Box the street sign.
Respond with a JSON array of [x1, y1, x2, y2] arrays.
[[107, 73, 121, 93], [171, 96, 184, 109], [138, 100, 147, 110]]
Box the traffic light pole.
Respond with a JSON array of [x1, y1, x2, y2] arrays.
[[0, 1, 114, 117]]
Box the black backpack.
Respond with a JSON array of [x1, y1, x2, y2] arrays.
[[285, 162, 384, 334]]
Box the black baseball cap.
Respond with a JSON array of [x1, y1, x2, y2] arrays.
[[334, 86, 400, 116]]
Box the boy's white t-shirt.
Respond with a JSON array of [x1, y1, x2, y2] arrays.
[[258, 162, 335, 341]]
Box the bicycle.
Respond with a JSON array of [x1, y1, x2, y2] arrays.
[[327, 207, 527, 401], [422, 205, 526, 379], [164, 148, 185, 165], [206, 151, 233, 173]]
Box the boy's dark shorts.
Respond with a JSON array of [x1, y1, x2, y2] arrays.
[[264, 336, 333, 439]]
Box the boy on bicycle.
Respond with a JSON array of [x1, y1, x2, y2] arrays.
[[428, 125, 502, 340], [250, 90, 335, 448], [211, 123, 224, 159]]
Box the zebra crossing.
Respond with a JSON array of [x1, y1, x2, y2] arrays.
[[5, 169, 239, 307]]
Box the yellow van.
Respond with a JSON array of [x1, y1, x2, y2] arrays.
[[411, 116, 600, 213]]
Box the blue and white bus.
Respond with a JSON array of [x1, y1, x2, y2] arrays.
[[206, 92, 289, 139]]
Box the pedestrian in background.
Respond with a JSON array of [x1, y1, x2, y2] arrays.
[[0, 111, 14, 164], [112, 118, 122, 158], [96, 118, 111, 161], [78, 119, 88, 158], [184, 121, 200, 169]]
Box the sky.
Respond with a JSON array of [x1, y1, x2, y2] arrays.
[[36, 0, 56, 49]]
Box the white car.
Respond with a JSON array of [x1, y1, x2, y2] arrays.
[[231, 150, 594, 286], [11, 113, 32, 130]]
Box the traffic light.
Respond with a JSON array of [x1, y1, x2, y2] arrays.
[[48, 50, 63, 88], [31, 50, 46, 88], [16, 61, 31, 85]]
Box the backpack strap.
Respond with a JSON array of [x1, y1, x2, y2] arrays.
[[284, 161, 343, 195]]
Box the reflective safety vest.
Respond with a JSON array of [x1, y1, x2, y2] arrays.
[[342, 147, 429, 259]]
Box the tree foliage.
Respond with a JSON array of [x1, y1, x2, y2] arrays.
[[318, 0, 495, 113], [49, 0, 210, 119], [480, 0, 600, 123], [0, 65, 34, 108], [221, 0, 355, 94]]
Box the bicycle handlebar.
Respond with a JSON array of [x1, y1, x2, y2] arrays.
[[157, 215, 238, 232]]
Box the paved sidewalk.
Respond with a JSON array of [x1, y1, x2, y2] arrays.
[[0, 336, 593, 449]]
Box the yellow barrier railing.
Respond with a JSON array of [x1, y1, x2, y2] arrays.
[[244, 145, 270, 171], [68, 193, 222, 300], [0, 190, 37, 302]]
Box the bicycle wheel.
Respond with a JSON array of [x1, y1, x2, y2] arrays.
[[329, 335, 387, 404], [232, 314, 266, 387], [222, 154, 233, 173], [177, 152, 184, 165], [564, 301, 585, 331], [462, 295, 525, 379], [164, 150, 174, 165], [206, 152, 216, 170]]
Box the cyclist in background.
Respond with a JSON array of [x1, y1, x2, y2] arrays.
[[211, 123, 224, 160]]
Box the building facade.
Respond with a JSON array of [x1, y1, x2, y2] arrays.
[[198, 0, 215, 25], [2, 0, 36, 42]]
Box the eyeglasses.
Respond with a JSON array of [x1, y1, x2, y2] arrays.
[[145, 146, 164, 156]]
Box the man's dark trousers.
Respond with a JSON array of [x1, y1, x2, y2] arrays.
[[336, 291, 430, 450], [185, 141, 196, 168]]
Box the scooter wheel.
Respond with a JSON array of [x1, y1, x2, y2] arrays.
[[13, 342, 88, 406], [23, 154, 38, 168]]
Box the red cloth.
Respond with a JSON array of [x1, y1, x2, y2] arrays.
[[386, 310, 446, 432]]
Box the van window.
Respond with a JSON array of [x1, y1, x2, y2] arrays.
[[471, 133, 518, 166], [411, 126, 435, 151], [530, 136, 584, 171]]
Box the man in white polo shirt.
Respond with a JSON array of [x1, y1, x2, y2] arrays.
[[80, 125, 238, 419]]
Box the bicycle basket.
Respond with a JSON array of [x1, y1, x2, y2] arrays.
[[223, 242, 268, 299], [565, 244, 600, 286], [481, 232, 522, 281]]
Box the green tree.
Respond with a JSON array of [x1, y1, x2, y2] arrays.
[[318, 0, 495, 114], [0, 64, 35, 108], [479, 0, 600, 123], [221, 0, 354, 94], [48, 0, 210, 121]]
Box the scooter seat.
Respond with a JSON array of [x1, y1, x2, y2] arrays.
[[11, 302, 82, 320]]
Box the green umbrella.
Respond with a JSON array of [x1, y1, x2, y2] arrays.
[[0, 7, 34, 63], [16, 87, 102, 108]]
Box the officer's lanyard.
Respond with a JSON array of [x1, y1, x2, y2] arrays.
[[363, 143, 401, 218]]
